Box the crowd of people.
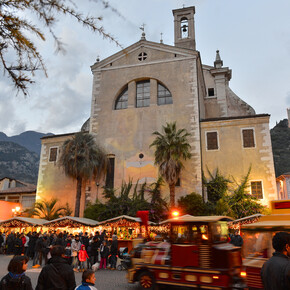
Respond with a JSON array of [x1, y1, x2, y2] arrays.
[[0, 245, 98, 290], [0, 230, 289, 290], [0, 230, 119, 272]]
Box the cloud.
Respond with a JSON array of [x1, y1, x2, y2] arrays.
[[286, 92, 290, 106]]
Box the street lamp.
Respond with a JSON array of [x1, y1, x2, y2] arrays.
[[12, 206, 21, 217]]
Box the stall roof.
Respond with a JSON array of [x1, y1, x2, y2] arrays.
[[99, 215, 155, 225], [229, 213, 263, 224], [44, 216, 99, 226], [160, 215, 233, 224], [241, 214, 290, 231], [0, 217, 47, 227]]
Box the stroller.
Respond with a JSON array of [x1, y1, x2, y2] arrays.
[[116, 247, 131, 270]]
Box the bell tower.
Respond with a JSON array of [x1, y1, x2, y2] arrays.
[[172, 6, 196, 50]]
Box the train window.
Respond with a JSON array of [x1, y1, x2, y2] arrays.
[[171, 225, 190, 243], [212, 222, 229, 243], [189, 226, 199, 243], [200, 225, 209, 240]]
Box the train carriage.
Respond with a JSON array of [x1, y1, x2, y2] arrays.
[[127, 215, 247, 289], [242, 200, 290, 289]]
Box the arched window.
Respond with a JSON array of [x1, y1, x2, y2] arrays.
[[180, 17, 188, 38], [157, 83, 172, 105], [115, 87, 128, 110], [136, 80, 150, 107]]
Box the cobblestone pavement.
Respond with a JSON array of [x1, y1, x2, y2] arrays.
[[0, 255, 139, 290]]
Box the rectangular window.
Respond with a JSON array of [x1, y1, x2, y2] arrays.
[[208, 88, 215, 97], [206, 131, 218, 150], [21, 195, 36, 209], [49, 147, 58, 162], [0, 196, 6, 200], [242, 129, 255, 148], [105, 157, 115, 189], [251, 181, 263, 199], [136, 81, 150, 107]]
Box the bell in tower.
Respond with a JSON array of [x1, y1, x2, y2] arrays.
[[172, 6, 196, 50]]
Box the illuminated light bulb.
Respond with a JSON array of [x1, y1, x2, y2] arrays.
[[240, 271, 247, 278]]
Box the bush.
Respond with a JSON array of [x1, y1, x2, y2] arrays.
[[178, 192, 205, 216]]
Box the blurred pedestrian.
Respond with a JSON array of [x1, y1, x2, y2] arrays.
[[35, 245, 76, 290], [71, 235, 81, 272], [90, 237, 100, 265], [75, 269, 97, 290], [14, 234, 23, 255], [0, 255, 32, 290], [6, 232, 15, 255], [33, 235, 44, 268], [109, 234, 118, 270], [230, 230, 243, 247], [261, 231, 290, 290]]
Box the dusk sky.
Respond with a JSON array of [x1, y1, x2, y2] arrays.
[[1, 0, 290, 136]]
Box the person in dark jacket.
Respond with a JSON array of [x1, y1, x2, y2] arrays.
[[33, 235, 45, 267], [261, 231, 290, 290], [6, 233, 15, 255], [35, 245, 76, 290], [14, 234, 23, 255], [27, 232, 37, 259], [0, 255, 33, 290], [109, 235, 118, 270], [90, 237, 100, 265], [81, 233, 90, 250], [229, 230, 243, 247]]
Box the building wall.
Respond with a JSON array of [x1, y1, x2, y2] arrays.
[[90, 46, 204, 200], [201, 115, 277, 206], [276, 175, 290, 200], [36, 134, 88, 216], [0, 201, 21, 220]]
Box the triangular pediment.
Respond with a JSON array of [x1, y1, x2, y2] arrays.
[[91, 40, 198, 71]]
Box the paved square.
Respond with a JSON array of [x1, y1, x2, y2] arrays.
[[0, 255, 138, 290]]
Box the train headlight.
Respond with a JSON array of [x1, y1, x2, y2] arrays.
[[240, 271, 247, 278]]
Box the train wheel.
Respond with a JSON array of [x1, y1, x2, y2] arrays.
[[139, 271, 155, 289]]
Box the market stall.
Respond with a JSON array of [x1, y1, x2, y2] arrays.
[[98, 215, 151, 251], [0, 217, 47, 233], [228, 213, 262, 233], [43, 216, 99, 235]]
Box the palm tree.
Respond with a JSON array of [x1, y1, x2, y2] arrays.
[[150, 122, 192, 208], [29, 198, 65, 220], [59, 132, 107, 217]]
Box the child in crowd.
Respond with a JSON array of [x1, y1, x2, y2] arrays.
[[64, 242, 72, 265], [0, 255, 33, 290], [75, 269, 97, 290], [78, 244, 89, 272], [99, 240, 109, 269]]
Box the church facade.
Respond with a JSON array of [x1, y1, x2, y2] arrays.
[[36, 6, 277, 216]]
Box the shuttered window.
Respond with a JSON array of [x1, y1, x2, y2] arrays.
[[206, 132, 218, 150], [251, 181, 263, 199], [49, 147, 58, 162], [242, 129, 255, 148]]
